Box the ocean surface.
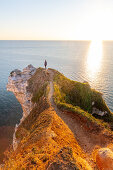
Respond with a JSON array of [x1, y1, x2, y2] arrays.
[[0, 40, 113, 127]]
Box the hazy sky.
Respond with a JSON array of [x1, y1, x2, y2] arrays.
[[0, 0, 113, 40]]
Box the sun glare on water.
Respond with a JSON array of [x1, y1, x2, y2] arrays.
[[87, 40, 103, 78]]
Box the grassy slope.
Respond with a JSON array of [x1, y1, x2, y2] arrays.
[[4, 108, 91, 170], [52, 69, 113, 130], [3, 68, 91, 170]]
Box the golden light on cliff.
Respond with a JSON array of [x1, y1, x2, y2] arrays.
[[87, 40, 103, 77]]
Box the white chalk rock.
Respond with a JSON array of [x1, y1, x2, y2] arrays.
[[7, 64, 36, 150]]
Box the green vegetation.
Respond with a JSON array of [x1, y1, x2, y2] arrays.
[[52, 69, 113, 130], [31, 82, 48, 103]]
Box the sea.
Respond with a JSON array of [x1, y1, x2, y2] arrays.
[[0, 40, 113, 127]]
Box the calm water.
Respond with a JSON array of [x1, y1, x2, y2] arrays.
[[0, 40, 113, 126]]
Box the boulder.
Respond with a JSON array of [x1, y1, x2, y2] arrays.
[[96, 148, 113, 170], [92, 107, 107, 116], [10, 69, 21, 77], [23, 64, 36, 74]]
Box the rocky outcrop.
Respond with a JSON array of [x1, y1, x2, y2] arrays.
[[92, 107, 107, 116], [96, 148, 113, 170], [7, 64, 36, 150], [91, 102, 108, 116], [7, 64, 36, 122]]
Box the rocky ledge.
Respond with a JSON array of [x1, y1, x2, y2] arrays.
[[7, 64, 36, 150]]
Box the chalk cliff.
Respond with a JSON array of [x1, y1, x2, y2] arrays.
[[7, 64, 36, 150], [7, 64, 36, 123]]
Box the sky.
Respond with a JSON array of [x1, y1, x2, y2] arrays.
[[0, 0, 113, 40]]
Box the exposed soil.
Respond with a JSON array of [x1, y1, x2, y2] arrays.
[[48, 69, 113, 168]]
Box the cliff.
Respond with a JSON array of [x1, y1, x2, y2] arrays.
[[7, 65, 36, 150], [7, 64, 36, 123], [2, 66, 113, 169]]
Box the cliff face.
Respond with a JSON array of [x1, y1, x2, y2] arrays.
[[7, 64, 36, 123], [7, 64, 36, 150]]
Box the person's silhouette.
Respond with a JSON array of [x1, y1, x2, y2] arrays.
[[44, 60, 47, 69]]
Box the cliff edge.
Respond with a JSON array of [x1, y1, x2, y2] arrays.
[[2, 65, 113, 170]]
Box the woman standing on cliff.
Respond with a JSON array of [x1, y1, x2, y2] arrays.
[[44, 60, 47, 69]]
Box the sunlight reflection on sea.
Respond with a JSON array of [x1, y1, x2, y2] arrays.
[[0, 40, 113, 126]]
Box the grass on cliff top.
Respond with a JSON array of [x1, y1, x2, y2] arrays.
[[51, 69, 113, 130], [27, 67, 50, 102], [4, 108, 91, 170], [16, 67, 50, 139]]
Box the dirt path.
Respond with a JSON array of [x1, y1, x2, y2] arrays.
[[48, 69, 112, 166]]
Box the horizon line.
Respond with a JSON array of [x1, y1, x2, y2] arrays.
[[0, 39, 113, 41]]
